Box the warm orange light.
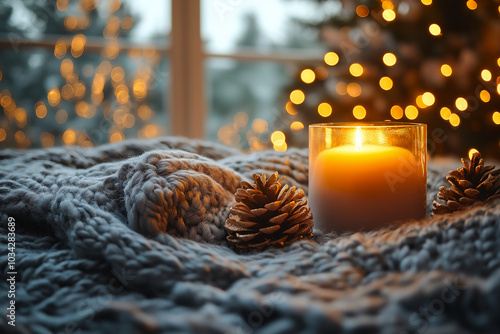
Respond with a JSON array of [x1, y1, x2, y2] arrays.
[[57, 0, 68, 11], [35, 102, 47, 119], [336, 82, 348, 95], [273, 141, 287, 152], [142, 125, 159, 138], [92, 74, 106, 94], [286, 101, 298, 115], [62, 129, 77, 145], [382, 9, 396, 21], [455, 97, 468, 111], [40, 132, 55, 148], [466, 0, 477, 10], [383, 53, 397, 66], [121, 16, 134, 30], [441, 64, 452, 77], [353, 105, 366, 120], [300, 69, 316, 84], [47, 88, 61, 107], [379, 77, 393, 90], [493, 111, 500, 125], [324, 52, 339, 66], [422, 92, 435, 106], [318, 102, 333, 117], [290, 90, 305, 104], [440, 107, 451, 120], [64, 16, 78, 30], [421, 0, 432, 5], [390, 105, 403, 119], [468, 148, 479, 160], [429, 24, 441, 36], [123, 114, 136, 128], [61, 84, 75, 100], [480, 90, 491, 102], [290, 121, 304, 131], [349, 63, 364, 77], [252, 119, 268, 134], [14, 131, 25, 144], [133, 79, 148, 99], [138, 105, 152, 120], [416, 95, 426, 109], [71, 34, 86, 58], [271, 131, 286, 146], [347, 82, 362, 97], [109, 132, 124, 143], [111, 67, 125, 82], [54, 40, 67, 59], [0, 128, 6, 142], [405, 105, 418, 120], [382, 1, 394, 10], [356, 5, 369, 17], [449, 113, 460, 127], [481, 69, 492, 81], [60, 59, 74, 77]]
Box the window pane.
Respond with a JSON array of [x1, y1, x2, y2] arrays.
[[0, 0, 170, 149], [202, 0, 333, 54], [206, 58, 300, 151]]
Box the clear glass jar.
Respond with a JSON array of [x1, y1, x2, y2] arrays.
[[309, 122, 427, 232]]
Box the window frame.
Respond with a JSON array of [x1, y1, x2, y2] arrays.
[[0, 0, 323, 139]]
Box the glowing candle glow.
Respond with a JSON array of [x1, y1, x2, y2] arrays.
[[309, 122, 427, 232]]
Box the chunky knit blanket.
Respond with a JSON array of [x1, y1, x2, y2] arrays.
[[1, 137, 500, 334]]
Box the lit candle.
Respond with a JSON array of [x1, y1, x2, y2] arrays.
[[309, 123, 426, 232]]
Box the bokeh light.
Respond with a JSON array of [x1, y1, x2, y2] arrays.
[[290, 89, 305, 104], [353, 105, 366, 120], [317, 102, 332, 117], [390, 105, 403, 120], [324, 52, 339, 66], [300, 69, 316, 84], [379, 77, 393, 90], [383, 53, 397, 66]]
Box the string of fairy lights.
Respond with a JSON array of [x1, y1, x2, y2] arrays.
[[269, 0, 500, 153], [0, 0, 163, 149]]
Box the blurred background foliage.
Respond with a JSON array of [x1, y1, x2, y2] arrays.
[[0, 0, 499, 159]]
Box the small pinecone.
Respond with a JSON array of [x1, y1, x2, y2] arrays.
[[433, 152, 500, 215], [225, 172, 313, 251]]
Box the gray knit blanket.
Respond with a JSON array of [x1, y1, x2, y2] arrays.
[[1, 137, 500, 334]]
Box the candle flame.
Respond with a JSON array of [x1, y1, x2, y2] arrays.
[[355, 127, 362, 150]]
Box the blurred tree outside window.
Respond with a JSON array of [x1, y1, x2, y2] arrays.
[[0, 0, 170, 149], [0, 0, 327, 151]]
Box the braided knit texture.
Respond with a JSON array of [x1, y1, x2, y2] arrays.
[[1, 137, 500, 333]]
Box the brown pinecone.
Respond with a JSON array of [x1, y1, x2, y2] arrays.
[[225, 172, 313, 251], [433, 152, 500, 215]]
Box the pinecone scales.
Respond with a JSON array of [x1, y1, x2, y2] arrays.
[[225, 172, 313, 251], [433, 152, 500, 215]]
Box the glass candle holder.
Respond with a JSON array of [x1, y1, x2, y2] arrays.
[[309, 122, 427, 232]]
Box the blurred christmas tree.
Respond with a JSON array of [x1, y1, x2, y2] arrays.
[[278, 0, 500, 158], [0, 0, 167, 149]]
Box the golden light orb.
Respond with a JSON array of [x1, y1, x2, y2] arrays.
[[300, 69, 316, 84], [383, 53, 397, 66], [379, 77, 393, 90], [290, 89, 305, 104], [353, 105, 366, 120], [318, 102, 333, 117], [324, 52, 339, 66]]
